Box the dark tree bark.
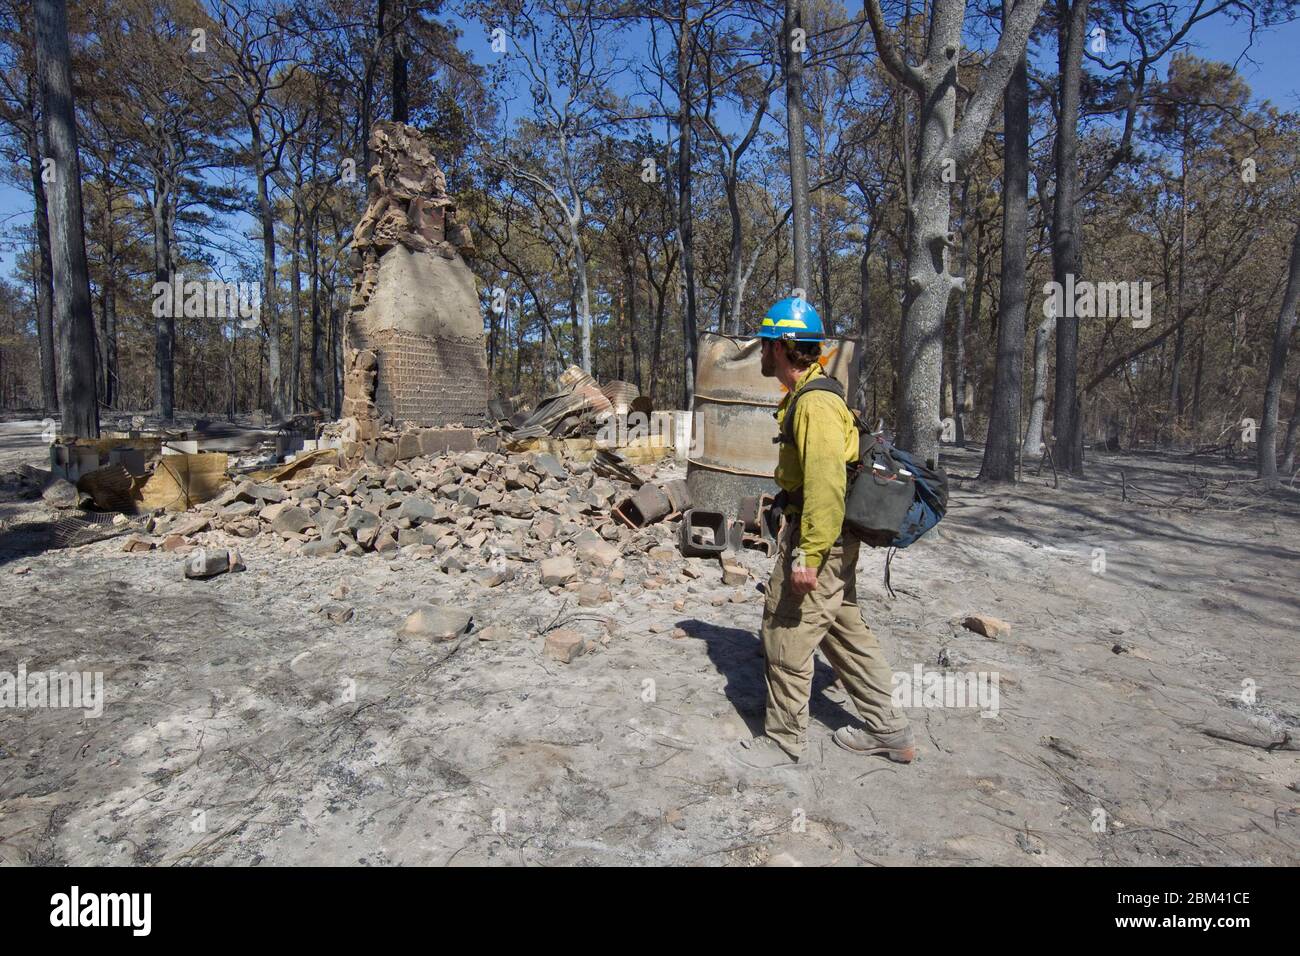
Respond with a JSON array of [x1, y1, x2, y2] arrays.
[[624, 258, 642, 391], [392, 2, 408, 124], [150, 175, 174, 420], [568, 270, 580, 360], [1258, 222, 1300, 486], [100, 164, 118, 409], [643, 243, 677, 406], [290, 203, 303, 412], [951, 180, 975, 446], [1280, 376, 1300, 475], [980, 0, 1029, 481], [330, 285, 343, 415], [168, 205, 183, 411], [853, 225, 873, 410], [226, 310, 237, 422], [1166, 157, 1190, 435], [720, 166, 744, 332], [34, 0, 97, 437], [952, 274, 968, 445], [970, 218, 988, 341], [253, 130, 283, 420], [818, 206, 832, 331], [1190, 335, 1204, 433], [25, 99, 58, 415], [309, 210, 326, 410], [363, 0, 387, 197], [513, 294, 525, 392], [487, 289, 498, 373], [1050, 0, 1089, 474], [676, 0, 699, 406], [783, 0, 812, 295]]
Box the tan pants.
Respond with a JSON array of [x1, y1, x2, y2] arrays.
[[761, 520, 908, 757]]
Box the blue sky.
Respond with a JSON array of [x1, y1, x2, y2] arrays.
[[0, 8, 1295, 283], [1190, 12, 1298, 111]]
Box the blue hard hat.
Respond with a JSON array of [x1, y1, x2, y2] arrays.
[[758, 297, 824, 341]]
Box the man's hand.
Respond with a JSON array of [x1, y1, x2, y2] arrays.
[[790, 567, 818, 594]]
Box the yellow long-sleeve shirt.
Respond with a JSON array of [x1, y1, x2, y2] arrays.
[[773, 363, 859, 569]]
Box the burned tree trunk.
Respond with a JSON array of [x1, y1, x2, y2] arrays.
[[1280, 376, 1300, 475], [952, 182, 975, 447], [980, 0, 1029, 481], [676, 0, 699, 407], [100, 165, 118, 409], [853, 226, 873, 410], [783, 0, 812, 295], [391, 0, 408, 124], [1167, 158, 1190, 436], [34, 0, 97, 438], [624, 259, 642, 390], [290, 204, 303, 413], [721, 169, 743, 332], [309, 209, 326, 411], [253, 133, 283, 421], [1258, 222, 1300, 486], [150, 177, 174, 421], [25, 103, 58, 416], [1050, 0, 1089, 474]]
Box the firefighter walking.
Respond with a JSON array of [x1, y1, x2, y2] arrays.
[[729, 297, 915, 770]]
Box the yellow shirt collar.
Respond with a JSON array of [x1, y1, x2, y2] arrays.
[[793, 362, 824, 393]]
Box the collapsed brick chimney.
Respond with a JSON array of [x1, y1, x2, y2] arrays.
[[342, 121, 489, 444]]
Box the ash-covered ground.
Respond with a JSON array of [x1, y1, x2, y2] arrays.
[[1, 416, 1297, 866]]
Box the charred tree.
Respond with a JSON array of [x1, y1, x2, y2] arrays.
[[783, 0, 812, 295], [34, 0, 97, 437], [1050, 0, 1088, 474], [1258, 222, 1300, 486], [980, 0, 1030, 481], [24, 93, 58, 416]]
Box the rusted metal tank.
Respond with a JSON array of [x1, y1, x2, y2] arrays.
[[685, 333, 858, 518]]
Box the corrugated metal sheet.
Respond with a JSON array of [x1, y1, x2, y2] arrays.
[[599, 380, 640, 416]]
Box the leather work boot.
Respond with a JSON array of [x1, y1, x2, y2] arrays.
[[832, 724, 916, 763], [728, 735, 806, 771]]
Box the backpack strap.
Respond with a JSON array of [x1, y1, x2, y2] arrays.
[[774, 377, 849, 513], [776, 376, 846, 446]]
